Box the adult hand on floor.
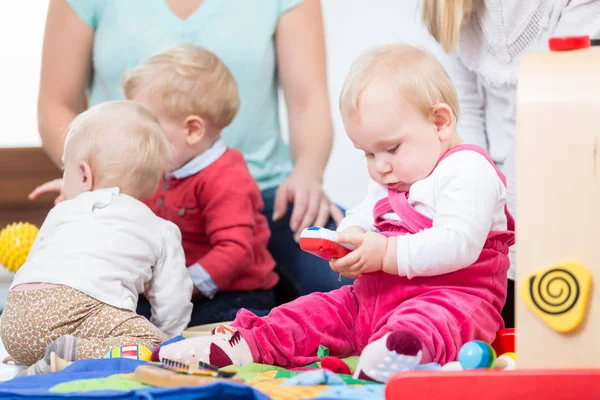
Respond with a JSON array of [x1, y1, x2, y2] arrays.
[[29, 179, 65, 204]]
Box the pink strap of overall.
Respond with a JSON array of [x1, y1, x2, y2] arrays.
[[373, 144, 515, 245]]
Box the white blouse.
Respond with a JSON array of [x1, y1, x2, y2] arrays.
[[439, 0, 600, 279]]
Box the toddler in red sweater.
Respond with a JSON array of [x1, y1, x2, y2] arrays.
[[122, 45, 279, 325]]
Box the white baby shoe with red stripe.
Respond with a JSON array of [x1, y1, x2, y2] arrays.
[[157, 325, 253, 368]]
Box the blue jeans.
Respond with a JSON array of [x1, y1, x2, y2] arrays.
[[136, 290, 275, 327], [261, 187, 353, 303]]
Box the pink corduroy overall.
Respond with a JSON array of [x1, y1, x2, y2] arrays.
[[233, 145, 515, 366]]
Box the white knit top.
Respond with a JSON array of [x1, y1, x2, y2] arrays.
[[441, 0, 600, 279]]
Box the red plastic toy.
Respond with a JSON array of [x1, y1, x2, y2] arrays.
[[491, 328, 515, 356], [299, 226, 353, 261], [549, 35, 591, 51]]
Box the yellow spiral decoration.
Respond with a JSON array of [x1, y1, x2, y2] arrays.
[[521, 262, 592, 333], [529, 268, 579, 315], [0, 222, 39, 273]]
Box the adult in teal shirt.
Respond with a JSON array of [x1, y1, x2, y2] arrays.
[[32, 0, 352, 323]]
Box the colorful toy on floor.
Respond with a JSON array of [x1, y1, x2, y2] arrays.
[[134, 365, 242, 387], [103, 344, 152, 361], [494, 353, 516, 370], [133, 357, 243, 387], [299, 226, 353, 261], [160, 358, 239, 379], [457, 340, 496, 370], [320, 356, 352, 375], [491, 328, 514, 356], [0, 222, 39, 272], [521, 261, 592, 333]]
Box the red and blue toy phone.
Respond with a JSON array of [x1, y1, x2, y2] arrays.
[[299, 226, 354, 261]]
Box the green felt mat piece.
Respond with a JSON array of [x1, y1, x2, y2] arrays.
[[339, 356, 359, 372], [318, 344, 329, 358], [227, 363, 287, 373], [48, 356, 370, 393], [224, 356, 360, 374], [49, 374, 148, 393], [223, 356, 370, 384]]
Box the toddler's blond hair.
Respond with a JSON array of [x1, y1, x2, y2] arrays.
[[339, 44, 459, 123], [65, 100, 174, 199], [121, 44, 240, 130]]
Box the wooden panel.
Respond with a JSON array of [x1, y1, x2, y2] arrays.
[[0, 147, 61, 228], [516, 47, 600, 368]]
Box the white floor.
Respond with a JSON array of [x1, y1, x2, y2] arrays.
[[0, 269, 23, 381], [0, 332, 25, 381]]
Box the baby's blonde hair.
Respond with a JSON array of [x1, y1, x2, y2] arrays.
[[65, 100, 174, 199], [421, 0, 478, 52], [121, 44, 240, 130], [339, 44, 459, 123]]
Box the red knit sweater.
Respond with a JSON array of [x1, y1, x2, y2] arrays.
[[144, 149, 278, 292]]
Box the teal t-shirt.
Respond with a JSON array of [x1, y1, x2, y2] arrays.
[[67, 0, 302, 190]]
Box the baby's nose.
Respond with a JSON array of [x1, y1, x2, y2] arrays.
[[376, 163, 392, 175]]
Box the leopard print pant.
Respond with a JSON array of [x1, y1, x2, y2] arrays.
[[0, 286, 166, 365]]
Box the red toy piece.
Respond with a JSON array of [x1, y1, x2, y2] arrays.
[[299, 226, 353, 261], [549, 35, 591, 51], [321, 356, 352, 375], [491, 328, 515, 356], [386, 369, 600, 400]]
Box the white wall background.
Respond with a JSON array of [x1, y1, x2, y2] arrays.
[[0, 2, 48, 148], [0, 0, 440, 210], [316, 0, 441, 208]]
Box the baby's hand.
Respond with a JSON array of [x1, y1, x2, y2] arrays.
[[329, 231, 390, 279], [29, 179, 64, 204], [340, 226, 367, 236]]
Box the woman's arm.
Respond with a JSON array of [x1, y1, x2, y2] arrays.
[[273, 0, 343, 239], [38, 0, 93, 166]]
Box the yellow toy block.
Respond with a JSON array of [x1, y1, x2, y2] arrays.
[[521, 262, 592, 333]]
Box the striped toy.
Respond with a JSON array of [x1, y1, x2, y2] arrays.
[[103, 344, 152, 361]]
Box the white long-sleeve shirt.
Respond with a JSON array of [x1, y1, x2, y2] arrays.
[[337, 150, 508, 279], [11, 188, 193, 338], [429, 0, 600, 279]]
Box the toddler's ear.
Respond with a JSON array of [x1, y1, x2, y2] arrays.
[[79, 161, 93, 191], [430, 103, 455, 141], [185, 115, 206, 146]]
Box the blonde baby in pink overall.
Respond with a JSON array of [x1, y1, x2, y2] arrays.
[[155, 44, 515, 382]]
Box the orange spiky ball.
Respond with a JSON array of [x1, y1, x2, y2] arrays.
[[0, 222, 39, 273]]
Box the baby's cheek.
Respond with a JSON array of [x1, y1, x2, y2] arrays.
[[366, 167, 384, 185]]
